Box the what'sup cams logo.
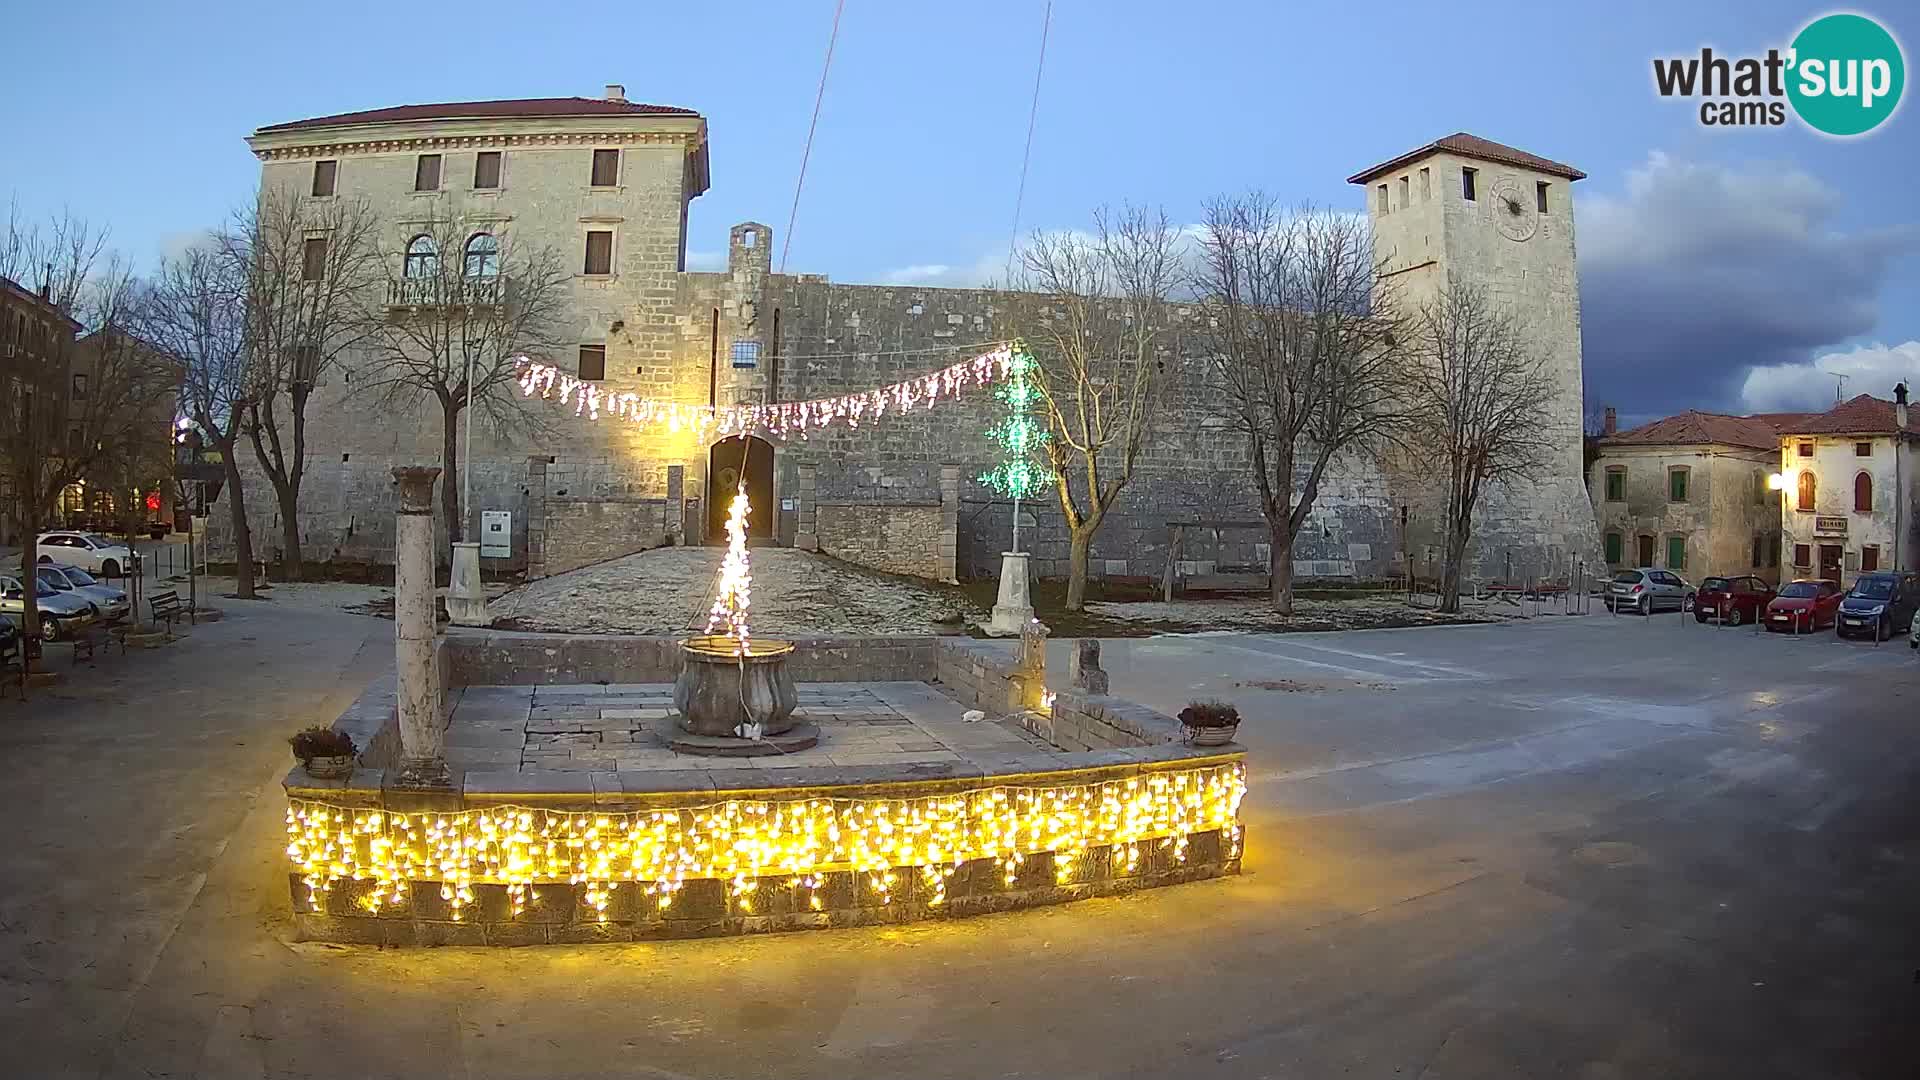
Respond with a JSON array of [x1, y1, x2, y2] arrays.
[[1653, 12, 1905, 135]]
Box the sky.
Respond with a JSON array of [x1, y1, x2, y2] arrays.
[[2, 0, 1915, 425]]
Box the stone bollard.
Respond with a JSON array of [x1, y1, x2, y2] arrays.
[[447, 541, 488, 626], [1069, 638, 1109, 695], [1019, 616, 1049, 674], [392, 466, 450, 789], [987, 551, 1035, 636]]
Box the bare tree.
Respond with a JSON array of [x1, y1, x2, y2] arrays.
[[353, 211, 570, 542], [228, 186, 384, 580], [1192, 196, 1411, 613], [141, 243, 262, 599], [1004, 205, 1182, 611], [1405, 277, 1558, 613]]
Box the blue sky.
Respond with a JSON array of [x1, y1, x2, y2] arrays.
[[2, 0, 1914, 421]]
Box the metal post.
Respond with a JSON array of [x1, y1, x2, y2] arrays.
[[463, 349, 475, 543]]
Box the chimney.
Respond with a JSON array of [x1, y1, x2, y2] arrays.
[[604, 84, 626, 102], [1603, 406, 1617, 436], [1897, 381, 1909, 432]]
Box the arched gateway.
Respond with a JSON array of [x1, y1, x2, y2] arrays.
[[707, 435, 773, 540]]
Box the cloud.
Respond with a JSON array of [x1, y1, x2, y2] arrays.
[[1739, 340, 1920, 413], [875, 252, 1017, 288], [685, 249, 726, 272], [1578, 152, 1913, 414]]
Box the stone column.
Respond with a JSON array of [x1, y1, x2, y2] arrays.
[[666, 465, 685, 545], [524, 456, 548, 581], [938, 464, 961, 584], [795, 463, 819, 551], [1069, 638, 1109, 695], [987, 551, 1035, 636], [392, 466, 449, 788]]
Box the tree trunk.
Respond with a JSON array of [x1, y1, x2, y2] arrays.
[[1065, 529, 1092, 612], [220, 441, 257, 600], [17, 539, 40, 666], [441, 403, 464, 544], [1438, 521, 1470, 614], [1268, 522, 1295, 615], [275, 487, 304, 583]]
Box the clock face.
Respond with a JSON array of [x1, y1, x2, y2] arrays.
[[1490, 176, 1537, 242]]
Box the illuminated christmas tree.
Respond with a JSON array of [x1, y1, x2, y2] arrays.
[[977, 344, 1052, 552], [705, 485, 753, 652]]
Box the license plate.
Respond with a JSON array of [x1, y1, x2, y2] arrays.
[[1772, 615, 1789, 622], [1844, 618, 1864, 626]]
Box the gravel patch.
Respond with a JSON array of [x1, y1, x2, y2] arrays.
[[1085, 595, 1511, 633]]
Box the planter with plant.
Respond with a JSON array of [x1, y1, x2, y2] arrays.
[[290, 726, 357, 779], [1177, 700, 1241, 746]]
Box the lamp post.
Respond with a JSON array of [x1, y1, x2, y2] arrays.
[[447, 345, 488, 626]]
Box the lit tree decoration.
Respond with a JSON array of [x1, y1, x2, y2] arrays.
[[977, 344, 1052, 552], [705, 485, 753, 653]]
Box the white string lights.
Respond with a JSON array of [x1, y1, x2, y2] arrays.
[[514, 343, 1016, 440], [706, 487, 753, 652]]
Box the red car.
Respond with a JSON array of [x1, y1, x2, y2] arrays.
[[1694, 575, 1776, 626], [1765, 579, 1843, 633]]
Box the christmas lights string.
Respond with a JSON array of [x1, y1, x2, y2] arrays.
[[514, 343, 1019, 441]]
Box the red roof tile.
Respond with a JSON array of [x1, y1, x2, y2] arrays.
[[1778, 393, 1918, 436], [1347, 132, 1586, 185], [1600, 411, 1787, 451], [256, 97, 699, 134]]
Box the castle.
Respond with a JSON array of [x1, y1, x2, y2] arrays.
[[229, 88, 1602, 586]]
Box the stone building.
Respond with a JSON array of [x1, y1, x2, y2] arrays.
[[0, 274, 82, 546], [1774, 390, 1917, 585], [222, 90, 1602, 586], [1589, 410, 1788, 583]]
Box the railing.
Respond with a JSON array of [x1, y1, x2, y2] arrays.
[[385, 276, 510, 309]]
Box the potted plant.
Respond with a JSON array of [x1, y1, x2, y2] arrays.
[[290, 726, 357, 779], [1177, 700, 1241, 746]]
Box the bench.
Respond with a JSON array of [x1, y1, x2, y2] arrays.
[[150, 590, 189, 637], [70, 620, 128, 665], [0, 626, 24, 701]]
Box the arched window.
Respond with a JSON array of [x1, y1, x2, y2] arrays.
[[463, 233, 499, 278], [1796, 469, 1817, 512], [1854, 471, 1873, 512], [403, 235, 438, 279]]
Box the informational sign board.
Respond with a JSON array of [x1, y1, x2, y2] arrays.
[[480, 510, 512, 558]]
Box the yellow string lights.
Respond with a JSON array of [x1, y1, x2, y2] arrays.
[[514, 344, 1015, 440], [286, 761, 1245, 920]]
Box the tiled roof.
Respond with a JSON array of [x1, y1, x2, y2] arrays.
[[1778, 393, 1918, 436], [1600, 411, 1789, 451], [257, 97, 699, 134], [1347, 132, 1586, 184]]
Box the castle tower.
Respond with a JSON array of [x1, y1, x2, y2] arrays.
[[1349, 133, 1604, 579]]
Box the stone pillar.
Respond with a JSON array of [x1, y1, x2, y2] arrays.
[[447, 541, 487, 625], [1069, 638, 1109, 695], [392, 466, 450, 788], [524, 456, 548, 581], [938, 464, 961, 584], [666, 464, 685, 545], [987, 551, 1035, 636], [795, 463, 819, 551]]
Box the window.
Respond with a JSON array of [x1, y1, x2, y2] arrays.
[[67, 425, 83, 454], [577, 345, 606, 381], [1855, 441, 1872, 457], [1419, 167, 1431, 201], [403, 235, 438, 279], [591, 149, 620, 187], [1854, 471, 1872, 512], [1461, 167, 1477, 201], [1769, 535, 1781, 567], [1535, 181, 1549, 213], [1797, 469, 1816, 512], [1752, 535, 1765, 567], [1604, 467, 1625, 502], [1398, 176, 1409, 208], [312, 160, 337, 197], [1797, 441, 1813, 457], [70, 373, 87, 399], [1753, 471, 1767, 505], [1668, 466, 1689, 502], [1666, 535, 1687, 570], [1637, 535, 1655, 566], [1604, 532, 1623, 564], [463, 233, 499, 278], [301, 236, 327, 281], [583, 230, 613, 275], [414, 154, 442, 192], [1861, 545, 1880, 572], [1793, 543, 1811, 567], [730, 341, 760, 369], [473, 151, 501, 190], [1377, 184, 1389, 213]]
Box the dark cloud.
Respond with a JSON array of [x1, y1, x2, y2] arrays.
[[1577, 152, 1912, 415]]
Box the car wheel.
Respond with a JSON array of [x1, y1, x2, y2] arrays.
[[36, 554, 51, 564], [100, 559, 120, 578], [40, 618, 61, 642], [1683, 591, 1696, 612], [1727, 607, 1743, 627], [1694, 609, 1708, 623], [1639, 595, 1651, 616]]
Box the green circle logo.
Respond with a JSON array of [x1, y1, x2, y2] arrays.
[[1787, 13, 1905, 136]]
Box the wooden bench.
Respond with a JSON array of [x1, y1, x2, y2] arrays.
[[149, 590, 189, 638], [0, 625, 24, 701], [69, 620, 127, 665]]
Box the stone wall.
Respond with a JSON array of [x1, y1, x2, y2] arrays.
[[816, 501, 946, 581], [541, 496, 674, 576]]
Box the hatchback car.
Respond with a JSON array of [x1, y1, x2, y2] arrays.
[[1835, 571, 1920, 641], [36, 564, 130, 624], [0, 574, 96, 642], [1693, 575, 1775, 626], [1606, 568, 1695, 614], [35, 530, 137, 578], [1765, 579, 1844, 633]]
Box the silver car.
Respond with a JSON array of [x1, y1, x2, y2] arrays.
[[0, 574, 96, 641], [38, 564, 131, 624], [1605, 568, 1696, 614]]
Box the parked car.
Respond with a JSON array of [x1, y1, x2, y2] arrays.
[[1694, 575, 1776, 626], [1835, 571, 1920, 641], [35, 530, 137, 578], [1765, 578, 1844, 633], [1606, 568, 1695, 614], [36, 564, 131, 624], [0, 574, 96, 642]]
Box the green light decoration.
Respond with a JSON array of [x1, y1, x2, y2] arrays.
[[978, 345, 1052, 552]]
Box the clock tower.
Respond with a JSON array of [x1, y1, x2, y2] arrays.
[[1349, 133, 1604, 580]]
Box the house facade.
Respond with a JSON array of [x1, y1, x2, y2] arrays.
[[1775, 389, 1917, 585], [1590, 411, 1785, 583], [0, 275, 82, 546]]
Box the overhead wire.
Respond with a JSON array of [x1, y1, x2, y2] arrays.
[[780, 0, 847, 275]]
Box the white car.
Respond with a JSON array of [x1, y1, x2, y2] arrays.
[[37, 564, 131, 624], [0, 575, 95, 642], [35, 530, 137, 578]]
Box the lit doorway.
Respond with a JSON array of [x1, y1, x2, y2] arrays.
[[706, 435, 773, 540]]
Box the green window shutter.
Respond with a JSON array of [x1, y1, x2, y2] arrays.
[[1606, 470, 1623, 501], [1667, 535, 1686, 569], [1605, 533, 1622, 563], [1669, 469, 1687, 501]]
